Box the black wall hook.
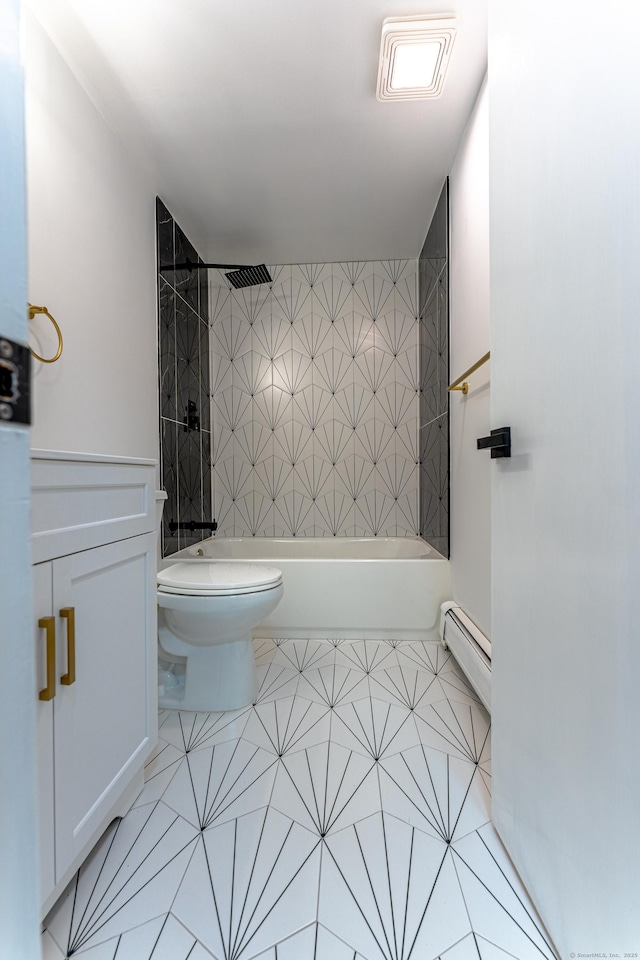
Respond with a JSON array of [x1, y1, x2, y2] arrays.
[[477, 427, 511, 458]]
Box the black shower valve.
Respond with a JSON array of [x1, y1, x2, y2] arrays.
[[183, 399, 200, 432]]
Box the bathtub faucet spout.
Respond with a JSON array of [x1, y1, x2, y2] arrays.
[[168, 520, 217, 533]]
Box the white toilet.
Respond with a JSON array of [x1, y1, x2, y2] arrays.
[[157, 560, 283, 712]]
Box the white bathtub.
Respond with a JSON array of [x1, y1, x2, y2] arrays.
[[163, 537, 450, 642]]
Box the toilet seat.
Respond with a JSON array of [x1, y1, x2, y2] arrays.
[[158, 561, 282, 597]]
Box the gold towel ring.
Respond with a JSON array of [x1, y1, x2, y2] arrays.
[[28, 304, 63, 363]]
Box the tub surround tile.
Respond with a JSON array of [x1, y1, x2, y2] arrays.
[[157, 200, 211, 557], [212, 260, 420, 538], [418, 180, 450, 557], [43, 640, 558, 960]]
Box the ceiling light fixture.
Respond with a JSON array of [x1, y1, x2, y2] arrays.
[[376, 15, 457, 101]]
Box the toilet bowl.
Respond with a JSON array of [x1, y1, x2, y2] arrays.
[[157, 560, 283, 712]]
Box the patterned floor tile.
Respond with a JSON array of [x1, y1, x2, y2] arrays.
[[250, 924, 321, 959], [437, 667, 484, 708], [319, 812, 471, 960], [132, 738, 184, 808], [253, 637, 279, 665], [162, 738, 278, 829], [243, 695, 331, 757], [368, 664, 444, 710], [254, 662, 300, 703], [251, 924, 370, 959], [159, 707, 252, 754], [475, 935, 532, 959], [172, 808, 322, 960], [438, 933, 484, 959], [331, 697, 420, 760], [296, 662, 370, 706], [379, 744, 491, 843], [43, 634, 561, 960], [273, 638, 336, 673], [270, 740, 379, 836], [478, 758, 492, 795], [395, 641, 455, 675], [335, 639, 399, 674], [41, 930, 65, 960], [44, 802, 199, 955], [69, 914, 216, 959], [452, 824, 557, 960], [413, 699, 491, 764]]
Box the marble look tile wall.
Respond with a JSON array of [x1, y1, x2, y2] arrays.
[[157, 198, 212, 556], [419, 181, 450, 557], [209, 260, 419, 537]]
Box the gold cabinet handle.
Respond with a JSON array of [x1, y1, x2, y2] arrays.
[[38, 617, 56, 701], [60, 607, 76, 685]]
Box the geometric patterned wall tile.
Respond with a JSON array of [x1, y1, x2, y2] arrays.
[[419, 181, 449, 556], [210, 259, 420, 538], [159, 280, 176, 422], [157, 199, 212, 556]]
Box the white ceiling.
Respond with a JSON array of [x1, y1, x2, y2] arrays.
[[27, 0, 487, 265]]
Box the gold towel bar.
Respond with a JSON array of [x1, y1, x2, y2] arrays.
[[28, 303, 63, 363], [448, 351, 490, 395]]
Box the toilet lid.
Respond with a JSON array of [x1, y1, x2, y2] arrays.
[[158, 561, 282, 596]]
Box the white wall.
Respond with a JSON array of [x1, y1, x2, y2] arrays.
[[490, 1, 640, 952], [449, 78, 491, 636], [0, 0, 40, 954], [25, 12, 158, 460]]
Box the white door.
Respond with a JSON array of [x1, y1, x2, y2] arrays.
[[0, 0, 40, 955]]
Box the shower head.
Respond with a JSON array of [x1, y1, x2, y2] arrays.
[[160, 258, 272, 289], [225, 264, 272, 289]]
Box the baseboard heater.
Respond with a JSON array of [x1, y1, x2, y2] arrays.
[[439, 601, 491, 714]]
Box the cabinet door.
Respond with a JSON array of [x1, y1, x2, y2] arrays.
[[52, 533, 156, 881], [33, 561, 55, 908]]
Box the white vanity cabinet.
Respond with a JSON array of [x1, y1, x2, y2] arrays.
[[31, 452, 158, 917]]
